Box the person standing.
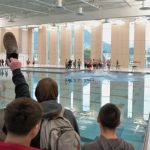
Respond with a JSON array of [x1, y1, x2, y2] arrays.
[[1, 59, 4, 67], [73, 59, 77, 69], [26, 58, 30, 65], [32, 58, 35, 65], [82, 103, 134, 150], [77, 59, 81, 70], [0, 97, 42, 150]]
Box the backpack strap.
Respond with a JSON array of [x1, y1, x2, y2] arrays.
[[58, 107, 65, 117]]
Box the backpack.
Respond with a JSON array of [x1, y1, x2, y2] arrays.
[[40, 108, 81, 150]]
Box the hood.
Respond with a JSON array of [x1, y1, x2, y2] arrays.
[[40, 100, 62, 118], [98, 135, 132, 150]]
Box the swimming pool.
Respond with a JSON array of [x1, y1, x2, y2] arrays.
[[0, 69, 149, 150]]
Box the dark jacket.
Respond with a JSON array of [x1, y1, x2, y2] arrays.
[[82, 135, 134, 150], [12, 69, 80, 148]]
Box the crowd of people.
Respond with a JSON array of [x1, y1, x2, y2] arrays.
[[65, 59, 81, 70], [0, 32, 134, 150], [26, 58, 35, 66], [65, 58, 120, 71], [0, 59, 8, 67]]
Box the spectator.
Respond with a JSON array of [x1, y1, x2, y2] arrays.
[[7, 58, 80, 149], [1, 59, 4, 67], [82, 103, 134, 150], [26, 58, 30, 65], [77, 59, 81, 70], [73, 59, 77, 69], [0, 97, 42, 150], [116, 60, 120, 70], [32, 58, 35, 65]]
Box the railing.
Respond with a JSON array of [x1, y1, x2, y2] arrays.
[[142, 114, 150, 150]]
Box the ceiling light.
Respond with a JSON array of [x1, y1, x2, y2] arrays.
[[102, 19, 109, 24], [110, 19, 125, 25], [140, 6, 150, 10], [56, 0, 62, 8], [77, 7, 83, 15], [140, 0, 150, 10], [8, 15, 15, 22], [135, 17, 148, 23]]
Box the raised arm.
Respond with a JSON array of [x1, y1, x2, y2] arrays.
[[7, 58, 30, 98]]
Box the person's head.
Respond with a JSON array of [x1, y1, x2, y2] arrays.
[[35, 78, 58, 102], [4, 97, 42, 139], [97, 103, 120, 130]]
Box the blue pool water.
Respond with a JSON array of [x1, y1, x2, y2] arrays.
[[0, 69, 149, 150]]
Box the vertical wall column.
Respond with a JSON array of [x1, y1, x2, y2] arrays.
[[74, 25, 83, 64], [111, 22, 129, 68], [20, 29, 28, 55], [38, 26, 46, 64], [50, 27, 58, 65], [91, 25, 102, 59], [27, 28, 33, 60], [134, 22, 145, 68], [60, 26, 71, 65], [0, 28, 5, 53]]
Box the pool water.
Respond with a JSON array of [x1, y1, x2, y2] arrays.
[[0, 69, 149, 150]]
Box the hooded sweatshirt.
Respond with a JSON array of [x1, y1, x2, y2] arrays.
[[82, 135, 134, 150], [11, 69, 79, 148], [31, 100, 79, 148]]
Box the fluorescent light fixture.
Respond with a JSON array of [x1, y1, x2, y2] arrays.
[[135, 17, 148, 23], [110, 19, 125, 25], [90, 21, 101, 27], [27, 25, 39, 28]]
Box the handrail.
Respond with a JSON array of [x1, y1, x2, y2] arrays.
[[142, 114, 150, 150]]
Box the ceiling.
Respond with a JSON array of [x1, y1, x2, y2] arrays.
[[0, 0, 150, 27]]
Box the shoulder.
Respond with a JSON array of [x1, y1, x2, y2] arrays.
[[64, 108, 74, 116], [121, 139, 135, 150], [82, 140, 99, 150]]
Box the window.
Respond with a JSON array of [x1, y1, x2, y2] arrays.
[[102, 23, 111, 61], [145, 22, 150, 68], [84, 25, 91, 60], [32, 28, 39, 62], [129, 22, 134, 67]]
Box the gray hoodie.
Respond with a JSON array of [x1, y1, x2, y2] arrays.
[[82, 135, 134, 150], [31, 100, 80, 148]]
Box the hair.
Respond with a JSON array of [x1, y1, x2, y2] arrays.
[[35, 78, 58, 102], [4, 97, 42, 136], [98, 103, 120, 129]]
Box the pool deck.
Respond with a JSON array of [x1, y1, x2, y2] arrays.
[[0, 65, 150, 74], [19, 64, 150, 74]]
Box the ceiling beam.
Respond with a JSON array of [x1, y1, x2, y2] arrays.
[[122, 0, 131, 7], [0, 3, 49, 15], [79, 0, 100, 9]]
